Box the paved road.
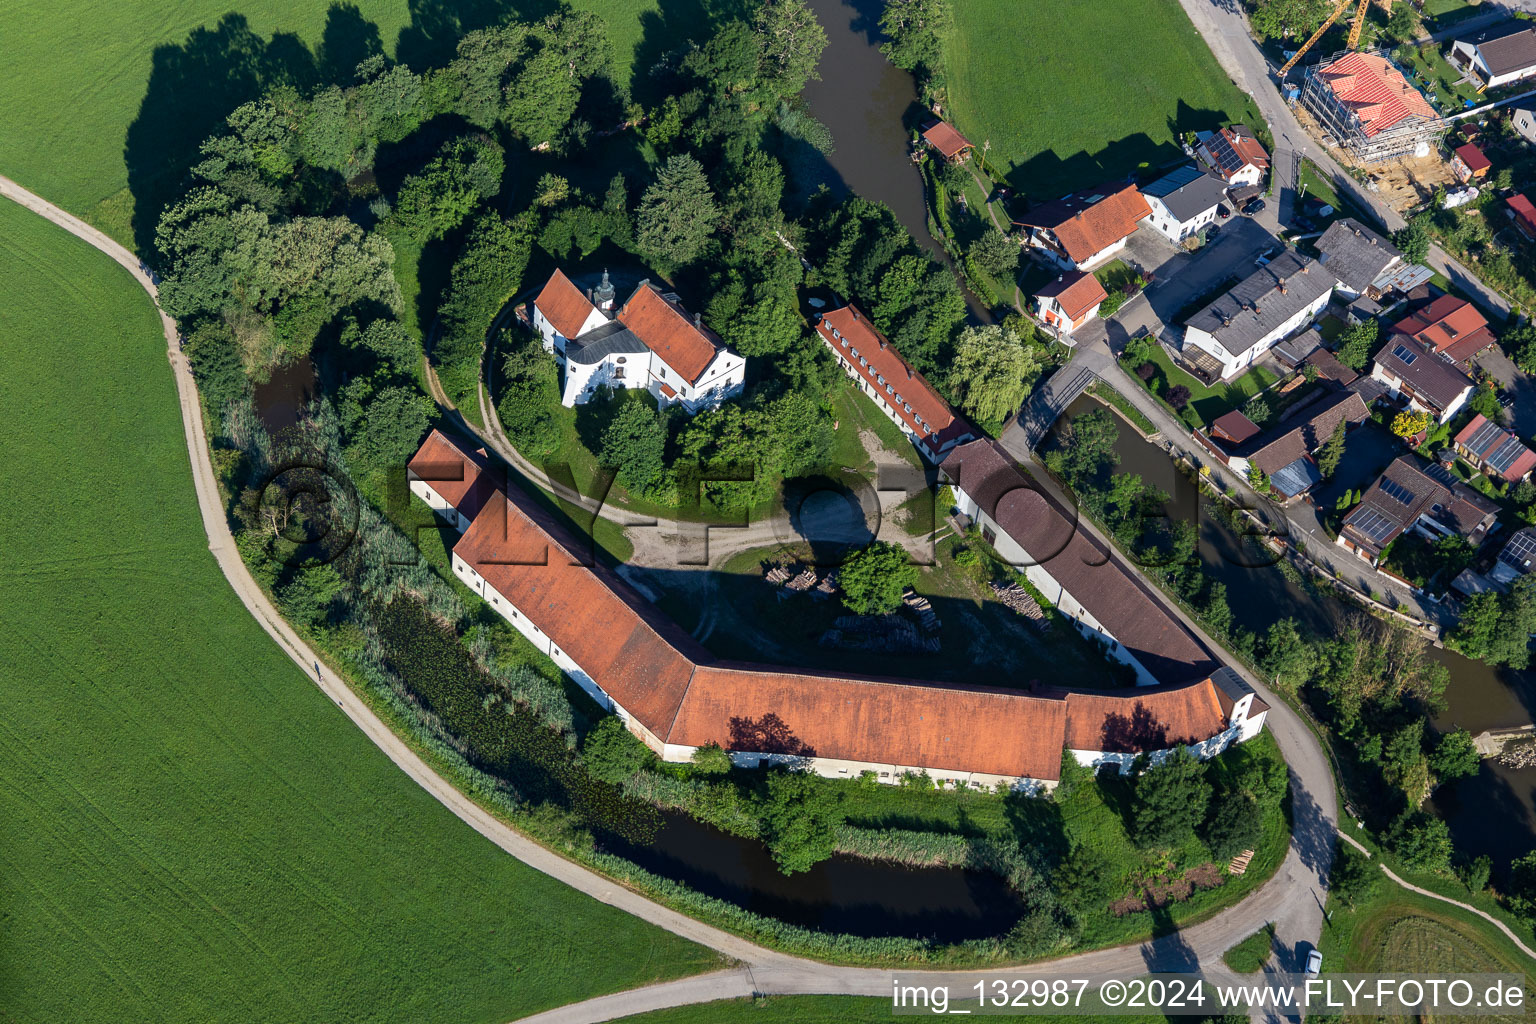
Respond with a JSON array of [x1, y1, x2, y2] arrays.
[[1179, 0, 1514, 321], [1, 174, 1345, 1024]]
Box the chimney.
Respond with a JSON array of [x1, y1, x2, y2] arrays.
[[907, 366, 914, 379], [694, 312, 702, 328]]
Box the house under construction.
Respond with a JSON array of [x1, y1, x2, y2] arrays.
[[1300, 50, 1446, 163]]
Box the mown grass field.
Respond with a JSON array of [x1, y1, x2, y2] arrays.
[[0, 198, 714, 1023], [943, 0, 1262, 202], [616, 996, 1169, 1022], [0, 0, 660, 245], [1316, 882, 1533, 1022]]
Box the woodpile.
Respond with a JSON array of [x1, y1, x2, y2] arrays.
[[902, 587, 940, 631], [989, 581, 1049, 630], [1227, 849, 1255, 876], [765, 566, 791, 585], [785, 568, 817, 592], [814, 572, 840, 600]]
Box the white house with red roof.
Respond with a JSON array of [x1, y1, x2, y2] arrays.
[[1032, 271, 1109, 335], [814, 304, 974, 463], [530, 269, 745, 413], [1195, 125, 1270, 187], [1012, 182, 1151, 271]]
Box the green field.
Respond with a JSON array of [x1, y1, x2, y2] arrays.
[[0, 0, 660, 246], [616, 996, 1169, 1022], [942, 0, 1262, 202], [0, 198, 714, 1022]]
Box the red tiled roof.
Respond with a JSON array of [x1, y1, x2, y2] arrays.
[[1036, 271, 1109, 322], [1058, 683, 1228, 753], [1510, 194, 1536, 236], [816, 305, 971, 459], [1317, 52, 1436, 137], [673, 664, 1069, 780], [922, 120, 973, 160], [1393, 294, 1496, 365], [1013, 182, 1151, 265], [534, 269, 597, 340], [407, 429, 496, 520], [1455, 142, 1492, 173], [617, 283, 722, 384], [418, 432, 1247, 782]]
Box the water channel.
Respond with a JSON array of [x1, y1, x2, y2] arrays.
[[1054, 397, 1536, 868], [801, 0, 994, 321]]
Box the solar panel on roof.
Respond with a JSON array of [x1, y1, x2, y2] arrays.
[[1489, 437, 1529, 474], [1392, 344, 1418, 365], [1348, 508, 1399, 544], [1422, 462, 1457, 488], [1379, 477, 1415, 504]]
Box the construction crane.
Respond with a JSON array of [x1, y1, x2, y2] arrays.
[[1277, 0, 1394, 79]]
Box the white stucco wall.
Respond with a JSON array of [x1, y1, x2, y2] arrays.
[[1183, 288, 1330, 380]]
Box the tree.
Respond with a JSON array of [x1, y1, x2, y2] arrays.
[[1461, 854, 1492, 894], [636, 154, 719, 269], [690, 742, 733, 775], [1260, 618, 1319, 695], [1336, 318, 1380, 371], [1317, 418, 1347, 478], [1203, 793, 1262, 860], [947, 323, 1045, 425], [1455, 573, 1536, 668], [581, 716, 655, 783], [340, 316, 418, 375], [754, 0, 827, 97], [1390, 811, 1453, 872], [1386, 1, 1420, 42], [1166, 384, 1192, 411], [1392, 218, 1432, 266], [1391, 409, 1431, 439], [1130, 748, 1212, 848], [1381, 721, 1429, 803], [969, 230, 1019, 279], [1048, 408, 1120, 488], [339, 380, 434, 473], [1245, 396, 1271, 424], [759, 769, 844, 874], [534, 173, 571, 207], [1509, 849, 1536, 916], [1430, 728, 1481, 782], [1319, 616, 1449, 730], [879, 0, 948, 72], [599, 398, 668, 494], [1250, 0, 1334, 40], [1468, 379, 1503, 424], [1329, 840, 1380, 908], [277, 562, 345, 627], [838, 541, 919, 614]]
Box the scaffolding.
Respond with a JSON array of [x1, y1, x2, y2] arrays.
[[1300, 50, 1447, 164]]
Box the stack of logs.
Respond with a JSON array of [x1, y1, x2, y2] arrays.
[[990, 581, 1049, 631]]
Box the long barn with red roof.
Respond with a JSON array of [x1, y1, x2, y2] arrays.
[[406, 430, 1270, 790]]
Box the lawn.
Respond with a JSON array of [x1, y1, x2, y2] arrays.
[[942, 0, 1262, 202], [1399, 42, 1482, 111], [1297, 158, 1381, 234], [0, 0, 664, 249], [616, 997, 1168, 1023], [1222, 922, 1276, 973], [0, 199, 714, 1022], [1124, 343, 1279, 429], [1316, 884, 1532, 1013]]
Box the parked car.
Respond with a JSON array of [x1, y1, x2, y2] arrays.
[[1217, 204, 1231, 220], [1305, 949, 1323, 976], [1244, 198, 1267, 216]]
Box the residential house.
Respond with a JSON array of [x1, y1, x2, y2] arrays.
[[815, 304, 974, 463], [1509, 194, 1536, 239], [1391, 294, 1497, 368], [1313, 218, 1416, 300], [1337, 455, 1498, 565], [1371, 335, 1476, 423], [921, 120, 973, 163], [1012, 182, 1151, 271], [940, 439, 1221, 688], [1140, 165, 1229, 244], [1033, 271, 1109, 335], [1491, 527, 1536, 585], [1180, 250, 1338, 381], [1301, 51, 1444, 163], [1454, 413, 1536, 483], [1199, 389, 1370, 502], [1449, 21, 1536, 90], [409, 430, 1269, 792], [1196, 124, 1270, 187], [1451, 142, 1493, 183], [1513, 107, 1536, 145], [532, 270, 746, 413], [407, 429, 498, 533]]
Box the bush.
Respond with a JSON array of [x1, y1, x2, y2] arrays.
[[581, 716, 655, 784], [839, 541, 919, 614], [1166, 384, 1191, 410]]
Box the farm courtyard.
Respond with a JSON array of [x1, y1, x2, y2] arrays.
[[942, 0, 1263, 203]]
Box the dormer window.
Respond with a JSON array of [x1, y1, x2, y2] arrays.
[[840, 338, 849, 348], [885, 384, 894, 395], [859, 357, 867, 367], [850, 347, 860, 358]]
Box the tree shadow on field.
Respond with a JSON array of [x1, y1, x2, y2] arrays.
[[124, 13, 321, 257], [317, 2, 384, 85], [631, 0, 756, 105], [394, 0, 556, 71]]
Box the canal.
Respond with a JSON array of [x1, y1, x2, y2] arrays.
[[1055, 396, 1536, 869], [801, 0, 994, 321]]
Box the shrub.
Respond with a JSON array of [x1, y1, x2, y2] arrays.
[[1136, 361, 1156, 381]]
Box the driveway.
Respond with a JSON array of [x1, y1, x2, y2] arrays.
[[1105, 216, 1278, 354], [1472, 345, 1536, 437]]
